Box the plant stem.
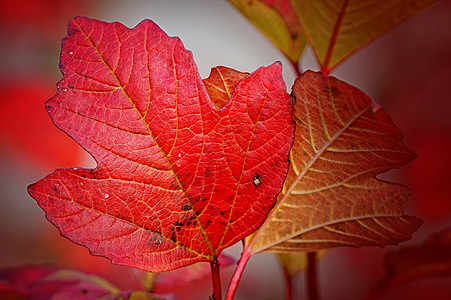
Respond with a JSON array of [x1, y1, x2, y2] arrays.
[[210, 260, 222, 300], [307, 251, 319, 300], [225, 245, 252, 300], [281, 264, 294, 300], [322, 0, 349, 74], [290, 60, 302, 77]]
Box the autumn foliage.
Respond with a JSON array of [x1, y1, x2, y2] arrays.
[[28, 17, 294, 273], [1, 0, 448, 299]]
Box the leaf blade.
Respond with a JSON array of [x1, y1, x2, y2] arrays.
[[249, 71, 421, 254], [28, 17, 295, 272], [294, 0, 439, 72], [228, 0, 307, 63]]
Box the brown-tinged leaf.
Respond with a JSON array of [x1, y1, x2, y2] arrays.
[[294, 0, 439, 72], [228, 0, 306, 62], [248, 70, 422, 254]]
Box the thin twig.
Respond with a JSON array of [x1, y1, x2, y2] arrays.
[[210, 260, 222, 300], [225, 243, 252, 300], [307, 251, 320, 300]]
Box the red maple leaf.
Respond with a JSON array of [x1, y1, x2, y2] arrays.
[[27, 17, 294, 272]]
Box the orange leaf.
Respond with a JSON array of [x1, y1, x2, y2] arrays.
[[294, 0, 439, 72], [228, 0, 306, 63], [248, 71, 422, 253]]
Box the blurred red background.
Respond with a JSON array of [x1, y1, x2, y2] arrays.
[[1, 1, 450, 299]]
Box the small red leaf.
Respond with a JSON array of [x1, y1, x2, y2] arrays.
[[0, 265, 167, 300], [28, 17, 294, 272]]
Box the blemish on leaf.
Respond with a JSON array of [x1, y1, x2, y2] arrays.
[[175, 220, 186, 227], [181, 204, 191, 211], [323, 86, 341, 98], [171, 232, 176, 243], [253, 174, 262, 186], [333, 225, 345, 233]]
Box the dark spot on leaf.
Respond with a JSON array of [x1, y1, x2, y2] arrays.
[[115, 213, 126, 219], [334, 226, 345, 233], [206, 220, 212, 227], [219, 210, 226, 216], [170, 226, 175, 232], [323, 86, 341, 98], [171, 232, 176, 243], [202, 198, 207, 202], [291, 32, 298, 39], [189, 215, 196, 221], [186, 221, 192, 225], [82, 289, 88, 294], [53, 186, 58, 193], [253, 174, 262, 186], [175, 220, 186, 227], [192, 221, 197, 226], [181, 204, 191, 211], [176, 227, 181, 232]]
